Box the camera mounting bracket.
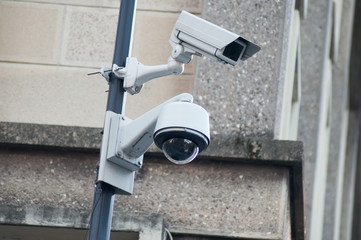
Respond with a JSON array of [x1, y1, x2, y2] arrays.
[[105, 93, 194, 172], [112, 44, 193, 95]]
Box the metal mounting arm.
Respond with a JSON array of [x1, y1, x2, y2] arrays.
[[112, 44, 193, 95], [113, 57, 184, 94]]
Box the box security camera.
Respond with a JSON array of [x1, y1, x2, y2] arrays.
[[110, 11, 261, 95], [170, 11, 261, 65]]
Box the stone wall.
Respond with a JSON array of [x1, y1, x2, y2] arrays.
[[0, 141, 302, 239]]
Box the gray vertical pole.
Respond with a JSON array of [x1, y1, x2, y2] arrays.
[[107, 0, 136, 114], [88, 1, 136, 239]]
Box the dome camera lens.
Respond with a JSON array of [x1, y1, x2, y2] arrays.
[[162, 138, 199, 164]]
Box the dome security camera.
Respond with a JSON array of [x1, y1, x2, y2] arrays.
[[153, 102, 210, 164], [104, 93, 209, 173]]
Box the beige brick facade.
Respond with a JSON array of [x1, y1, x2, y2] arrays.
[[0, 0, 200, 126]]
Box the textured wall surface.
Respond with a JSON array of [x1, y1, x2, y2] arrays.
[[0, 147, 292, 238], [194, 0, 288, 140], [297, 2, 330, 234], [322, 0, 354, 238]]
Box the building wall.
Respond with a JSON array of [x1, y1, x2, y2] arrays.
[[297, 0, 356, 239], [0, 146, 297, 239], [0, 0, 199, 127], [0, 0, 359, 239]]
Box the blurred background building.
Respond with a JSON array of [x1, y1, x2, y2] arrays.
[[0, 0, 360, 239]]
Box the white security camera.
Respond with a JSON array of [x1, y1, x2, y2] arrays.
[[169, 11, 261, 65], [111, 11, 260, 94], [105, 93, 210, 172], [154, 102, 210, 164], [98, 94, 210, 193]]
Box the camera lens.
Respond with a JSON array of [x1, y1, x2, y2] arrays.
[[162, 138, 199, 164]]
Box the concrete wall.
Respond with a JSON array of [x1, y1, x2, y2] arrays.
[[296, 0, 356, 239], [194, 0, 288, 140], [0, 142, 302, 239]]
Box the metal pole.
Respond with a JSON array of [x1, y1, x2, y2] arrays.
[[88, 182, 115, 240], [88, 1, 136, 239], [107, 0, 136, 114]]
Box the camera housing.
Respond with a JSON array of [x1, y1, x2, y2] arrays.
[[170, 11, 261, 65], [111, 11, 261, 95], [154, 102, 210, 164], [105, 93, 209, 174]]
